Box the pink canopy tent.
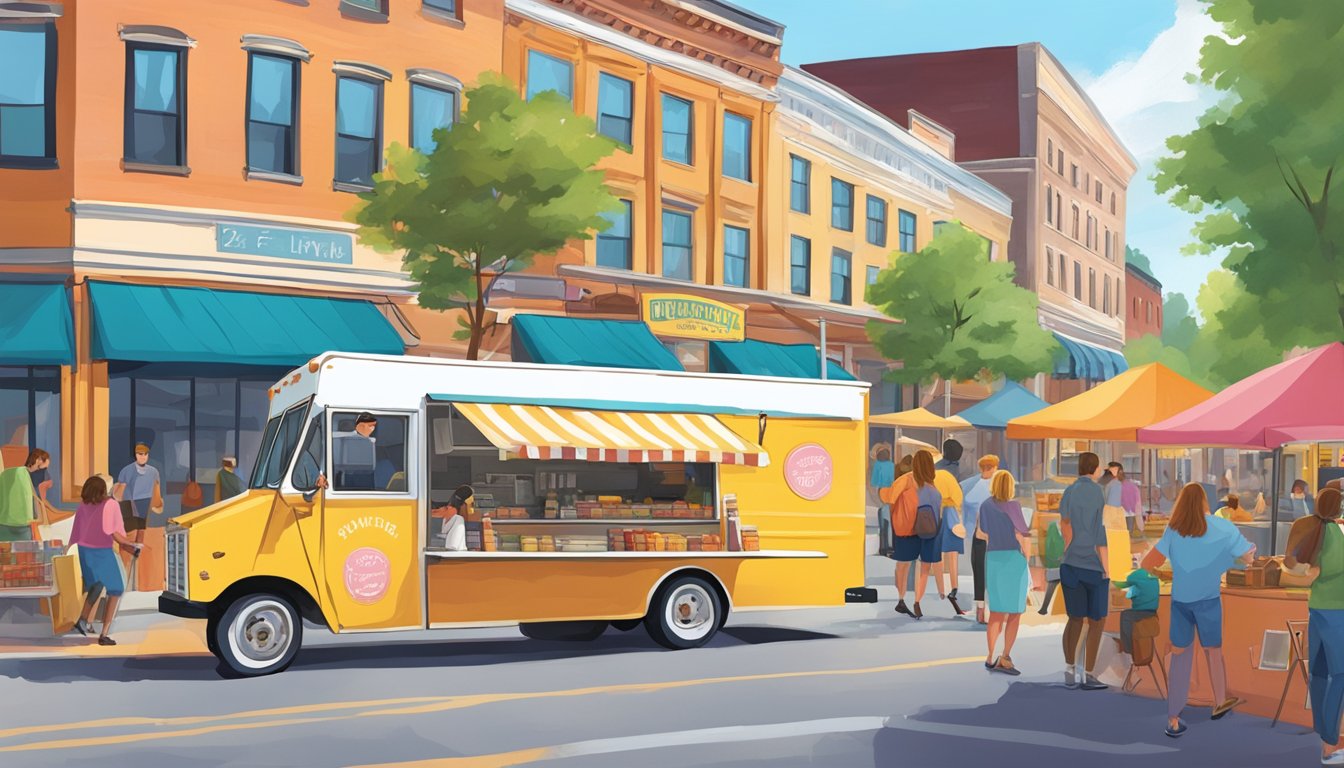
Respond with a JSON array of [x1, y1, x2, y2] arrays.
[[1138, 342, 1344, 554], [1137, 342, 1344, 449]]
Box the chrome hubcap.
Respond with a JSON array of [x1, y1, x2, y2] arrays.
[[234, 600, 291, 663]]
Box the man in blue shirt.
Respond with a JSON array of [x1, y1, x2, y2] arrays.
[[1058, 452, 1109, 691]]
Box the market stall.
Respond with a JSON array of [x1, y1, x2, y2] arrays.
[[1006, 363, 1215, 579], [869, 407, 972, 461]]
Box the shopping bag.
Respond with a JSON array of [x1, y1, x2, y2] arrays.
[[47, 552, 83, 635]]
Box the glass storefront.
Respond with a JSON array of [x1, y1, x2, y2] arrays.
[[0, 366, 63, 508], [108, 367, 279, 520]]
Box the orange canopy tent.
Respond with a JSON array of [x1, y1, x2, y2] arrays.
[[1005, 363, 1214, 441], [869, 407, 971, 431]]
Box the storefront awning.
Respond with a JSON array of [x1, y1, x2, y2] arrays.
[[1053, 332, 1127, 381], [0, 283, 74, 366], [88, 282, 404, 366], [708, 339, 855, 381], [452, 402, 768, 466], [511, 314, 683, 372]]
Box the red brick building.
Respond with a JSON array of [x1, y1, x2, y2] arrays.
[[1126, 262, 1163, 340]]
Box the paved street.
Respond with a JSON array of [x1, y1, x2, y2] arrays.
[[0, 549, 1324, 768]]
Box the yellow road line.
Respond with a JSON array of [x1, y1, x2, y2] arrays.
[[0, 655, 982, 754]]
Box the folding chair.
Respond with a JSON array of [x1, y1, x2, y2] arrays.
[[1120, 612, 1168, 699], [1272, 620, 1311, 728]]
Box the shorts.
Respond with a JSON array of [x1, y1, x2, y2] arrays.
[[78, 546, 125, 597], [1059, 563, 1108, 621], [1170, 597, 1223, 648], [121, 500, 147, 532], [936, 507, 963, 553], [892, 534, 940, 564]]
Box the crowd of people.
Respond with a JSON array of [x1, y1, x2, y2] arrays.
[[871, 442, 1344, 760]]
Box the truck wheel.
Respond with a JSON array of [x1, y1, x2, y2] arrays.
[[205, 613, 221, 658], [610, 619, 642, 632], [645, 576, 722, 650], [518, 621, 609, 641], [213, 594, 302, 677]]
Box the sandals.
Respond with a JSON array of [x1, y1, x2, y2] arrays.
[[1211, 697, 1243, 720], [992, 657, 1022, 676], [1164, 719, 1188, 738]]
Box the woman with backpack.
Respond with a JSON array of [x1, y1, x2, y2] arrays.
[[882, 450, 943, 619]]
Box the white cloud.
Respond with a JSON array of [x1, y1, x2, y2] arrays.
[[1077, 0, 1227, 313]]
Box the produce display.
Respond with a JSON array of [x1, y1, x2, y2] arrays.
[[0, 540, 61, 590]]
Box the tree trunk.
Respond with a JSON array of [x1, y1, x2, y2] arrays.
[[466, 263, 486, 360]]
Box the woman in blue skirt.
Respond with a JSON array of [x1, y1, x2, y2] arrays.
[[980, 470, 1031, 675]]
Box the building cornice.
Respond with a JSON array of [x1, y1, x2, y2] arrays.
[[779, 67, 1013, 218], [1030, 43, 1138, 179], [509, 0, 781, 92]]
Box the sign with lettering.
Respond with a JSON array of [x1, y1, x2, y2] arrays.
[[642, 293, 745, 342], [344, 547, 391, 605], [216, 223, 354, 265], [784, 443, 833, 501]]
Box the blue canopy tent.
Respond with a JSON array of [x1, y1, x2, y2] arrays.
[[955, 381, 1050, 481]]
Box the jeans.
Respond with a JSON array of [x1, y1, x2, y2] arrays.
[[1310, 608, 1344, 745]]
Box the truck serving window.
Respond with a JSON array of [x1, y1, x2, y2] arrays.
[[251, 401, 311, 489]]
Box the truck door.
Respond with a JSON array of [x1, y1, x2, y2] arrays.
[[314, 408, 422, 631]]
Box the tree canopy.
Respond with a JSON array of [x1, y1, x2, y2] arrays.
[[351, 74, 621, 358], [1154, 0, 1344, 352], [1125, 246, 1154, 277], [867, 222, 1059, 385]]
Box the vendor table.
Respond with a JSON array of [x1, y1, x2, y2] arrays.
[[1106, 586, 1312, 728]]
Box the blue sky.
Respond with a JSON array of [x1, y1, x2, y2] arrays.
[[735, 0, 1222, 308]]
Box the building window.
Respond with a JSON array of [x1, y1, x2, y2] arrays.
[[334, 75, 382, 189], [830, 248, 852, 305], [1074, 261, 1082, 301], [1086, 171, 1091, 192], [662, 209, 692, 281], [831, 178, 854, 231], [865, 195, 888, 247], [343, 0, 387, 14], [0, 366, 62, 512], [1071, 205, 1080, 240], [125, 43, 187, 168], [1111, 192, 1117, 215], [246, 53, 300, 176], [1046, 184, 1053, 225], [1071, 164, 1079, 188], [1095, 180, 1103, 203], [423, 0, 458, 16], [790, 235, 811, 296], [1103, 275, 1111, 315], [790, 154, 810, 213], [1046, 138, 1053, 165], [661, 93, 693, 165], [1088, 268, 1097, 308], [410, 82, 457, 154], [866, 265, 880, 286], [595, 72, 633, 147], [0, 23, 57, 167], [1086, 214, 1095, 249], [1056, 149, 1063, 174], [1046, 247, 1055, 287], [1146, 301, 1153, 324], [1059, 252, 1067, 292], [722, 111, 751, 181], [596, 199, 632, 270], [526, 50, 572, 102], [898, 209, 917, 252], [1104, 229, 1112, 261], [1055, 192, 1063, 231], [723, 225, 749, 287]]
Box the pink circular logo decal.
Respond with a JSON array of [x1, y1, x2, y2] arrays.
[[344, 547, 391, 605], [785, 443, 833, 500]]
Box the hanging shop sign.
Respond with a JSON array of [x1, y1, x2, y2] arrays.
[[642, 293, 745, 342], [784, 443, 833, 501], [216, 223, 354, 265]]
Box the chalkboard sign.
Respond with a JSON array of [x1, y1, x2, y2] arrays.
[[216, 223, 354, 265]]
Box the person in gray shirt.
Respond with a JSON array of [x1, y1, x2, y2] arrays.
[[1058, 452, 1110, 691]]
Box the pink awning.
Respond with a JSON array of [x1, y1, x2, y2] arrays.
[[1137, 342, 1344, 449]]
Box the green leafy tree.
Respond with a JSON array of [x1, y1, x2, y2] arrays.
[[1125, 245, 1154, 276], [1124, 334, 1199, 384], [867, 222, 1059, 385], [351, 74, 621, 359], [1189, 269, 1281, 387], [1155, 0, 1344, 351], [1162, 292, 1199, 352]]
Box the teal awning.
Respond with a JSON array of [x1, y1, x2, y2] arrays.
[[88, 282, 404, 366], [0, 283, 74, 366], [510, 315, 683, 371], [1052, 332, 1127, 381], [956, 381, 1049, 430], [708, 339, 856, 381]]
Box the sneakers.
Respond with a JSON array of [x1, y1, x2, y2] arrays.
[[72, 619, 93, 637], [1080, 675, 1109, 691], [895, 600, 915, 617], [1323, 748, 1344, 765], [1064, 668, 1080, 689]]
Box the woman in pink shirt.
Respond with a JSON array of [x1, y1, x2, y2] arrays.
[[69, 474, 141, 645]]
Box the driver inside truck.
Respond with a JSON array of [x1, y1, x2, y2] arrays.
[[333, 412, 378, 490]]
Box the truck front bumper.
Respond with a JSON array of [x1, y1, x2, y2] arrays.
[[159, 591, 209, 619]]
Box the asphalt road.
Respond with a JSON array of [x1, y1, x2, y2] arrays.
[[0, 554, 1326, 768]]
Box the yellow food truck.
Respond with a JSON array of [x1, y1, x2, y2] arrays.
[[158, 353, 867, 676]]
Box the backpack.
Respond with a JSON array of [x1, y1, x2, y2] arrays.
[[883, 474, 919, 537], [914, 502, 940, 539]]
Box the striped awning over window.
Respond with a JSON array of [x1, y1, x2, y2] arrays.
[[453, 402, 769, 466]]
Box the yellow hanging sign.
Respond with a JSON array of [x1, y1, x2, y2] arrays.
[[642, 293, 745, 342]]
